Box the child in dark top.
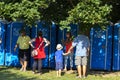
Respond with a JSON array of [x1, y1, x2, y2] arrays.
[[55, 44, 64, 77]]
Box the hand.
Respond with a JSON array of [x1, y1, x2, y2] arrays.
[[14, 45, 18, 52], [30, 44, 35, 48], [87, 48, 89, 56], [67, 51, 71, 54], [14, 47, 16, 52], [63, 53, 66, 55], [63, 53, 68, 56], [87, 51, 89, 56], [32, 46, 35, 48]]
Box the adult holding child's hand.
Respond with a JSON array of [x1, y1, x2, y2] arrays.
[[65, 32, 90, 79]]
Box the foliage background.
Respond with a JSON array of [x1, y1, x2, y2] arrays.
[[0, 0, 120, 32]]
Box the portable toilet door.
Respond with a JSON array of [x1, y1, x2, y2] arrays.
[[49, 22, 57, 69], [113, 23, 120, 71], [5, 22, 24, 67], [90, 26, 113, 71], [0, 22, 6, 66], [31, 22, 50, 68]]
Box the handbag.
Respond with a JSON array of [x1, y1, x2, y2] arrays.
[[31, 40, 44, 57]]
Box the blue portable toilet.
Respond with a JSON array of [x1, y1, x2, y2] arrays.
[[112, 23, 120, 71], [0, 22, 6, 66], [49, 22, 57, 69], [5, 22, 30, 67], [57, 28, 64, 44], [90, 26, 113, 71], [31, 22, 50, 68]]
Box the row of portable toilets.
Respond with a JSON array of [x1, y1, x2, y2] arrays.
[[90, 23, 120, 71], [1, 21, 120, 71], [0, 21, 78, 69]]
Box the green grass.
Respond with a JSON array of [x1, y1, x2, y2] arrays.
[[0, 66, 120, 80]]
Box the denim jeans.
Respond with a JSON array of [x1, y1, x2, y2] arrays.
[[64, 53, 73, 68]]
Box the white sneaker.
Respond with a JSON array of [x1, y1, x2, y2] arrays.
[[76, 76, 82, 78], [32, 71, 35, 74], [82, 76, 86, 78], [20, 68, 23, 71]]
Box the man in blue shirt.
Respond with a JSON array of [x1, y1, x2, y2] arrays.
[[64, 34, 90, 78]]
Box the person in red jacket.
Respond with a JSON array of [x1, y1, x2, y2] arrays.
[[62, 32, 74, 71], [29, 31, 50, 74]]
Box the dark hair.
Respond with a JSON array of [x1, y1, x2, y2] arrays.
[[66, 31, 72, 38], [66, 31, 72, 42], [19, 29, 26, 34], [37, 31, 43, 37]]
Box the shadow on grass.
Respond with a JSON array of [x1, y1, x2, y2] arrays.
[[87, 69, 120, 77], [0, 66, 49, 80]]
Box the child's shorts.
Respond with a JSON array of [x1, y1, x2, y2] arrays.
[[56, 62, 63, 70]]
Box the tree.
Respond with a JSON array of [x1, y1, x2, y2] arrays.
[[60, 0, 112, 32], [0, 0, 53, 26], [102, 0, 120, 23], [1, 0, 119, 31]]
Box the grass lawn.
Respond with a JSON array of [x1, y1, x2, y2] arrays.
[[0, 66, 120, 80]]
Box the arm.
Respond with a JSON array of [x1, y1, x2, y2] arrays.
[[55, 56, 56, 61], [55, 52, 56, 61], [63, 38, 77, 55], [43, 38, 50, 48], [63, 46, 74, 55], [14, 36, 20, 52], [14, 44, 19, 52], [29, 38, 36, 48], [87, 48, 90, 56], [86, 37, 90, 56]]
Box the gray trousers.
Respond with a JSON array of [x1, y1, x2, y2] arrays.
[[33, 59, 42, 73]]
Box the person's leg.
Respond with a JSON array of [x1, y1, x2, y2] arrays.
[[38, 59, 42, 74], [32, 59, 37, 73], [19, 50, 24, 71], [56, 70, 59, 77], [23, 50, 29, 71], [75, 56, 82, 78], [77, 65, 82, 77], [64, 56, 68, 71], [82, 56, 87, 78], [20, 58, 24, 71], [69, 53, 73, 71], [59, 69, 62, 77], [23, 61, 27, 71], [56, 62, 59, 77], [83, 65, 87, 77]]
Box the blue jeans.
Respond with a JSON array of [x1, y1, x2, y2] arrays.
[[64, 53, 73, 68]]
